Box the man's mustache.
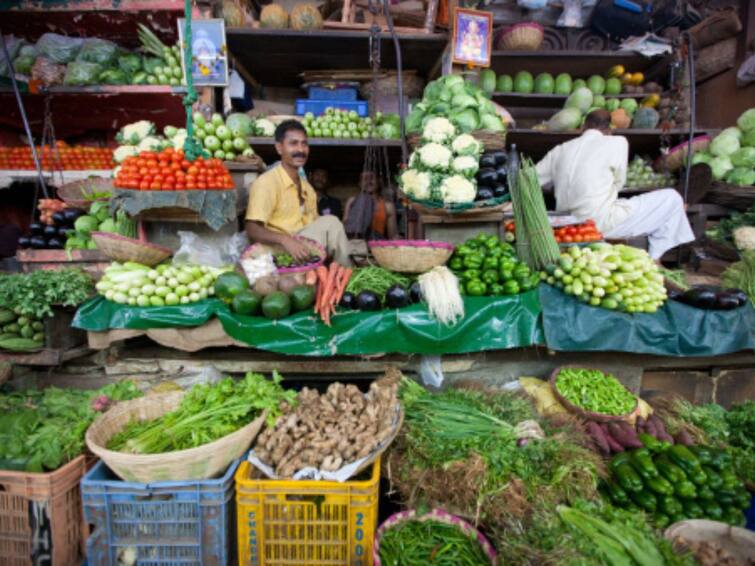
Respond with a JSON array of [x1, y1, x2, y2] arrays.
[[292, 152, 307, 159]]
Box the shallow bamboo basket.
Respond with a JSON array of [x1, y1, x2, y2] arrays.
[[86, 392, 266, 483], [369, 240, 454, 273]]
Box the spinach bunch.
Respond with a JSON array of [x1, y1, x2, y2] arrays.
[[0, 381, 141, 472], [0, 268, 95, 318]]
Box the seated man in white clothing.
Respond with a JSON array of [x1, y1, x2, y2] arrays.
[[535, 110, 694, 260]]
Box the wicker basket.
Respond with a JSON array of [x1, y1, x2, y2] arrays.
[[665, 520, 755, 563], [408, 130, 506, 151], [56, 177, 112, 209], [369, 240, 454, 273], [85, 392, 267, 483], [90, 232, 172, 266], [495, 22, 544, 51], [549, 366, 638, 423], [241, 236, 325, 274], [360, 72, 425, 99], [374, 508, 498, 566], [654, 136, 711, 172]]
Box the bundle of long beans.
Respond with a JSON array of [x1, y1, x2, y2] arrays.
[[509, 156, 560, 271], [378, 518, 491, 566]]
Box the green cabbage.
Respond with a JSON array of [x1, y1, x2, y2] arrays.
[[736, 108, 755, 132], [743, 129, 755, 148], [226, 113, 254, 137], [451, 93, 477, 110], [74, 215, 99, 234], [721, 126, 742, 140], [480, 113, 504, 132], [440, 74, 464, 90], [731, 147, 755, 168], [710, 132, 740, 157], [691, 151, 712, 165], [406, 108, 425, 133], [118, 53, 142, 75], [725, 167, 755, 187], [709, 156, 734, 180], [564, 87, 593, 113], [451, 108, 480, 133]]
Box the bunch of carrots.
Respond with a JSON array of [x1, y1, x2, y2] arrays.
[[311, 262, 352, 326]]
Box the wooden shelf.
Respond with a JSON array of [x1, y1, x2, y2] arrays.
[[0, 86, 186, 138], [0, 0, 184, 11], [0, 169, 111, 189], [226, 27, 448, 89], [0, 345, 91, 366], [492, 91, 659, 108], [489, 50, 668, 80], [506, 128, 709, 158]]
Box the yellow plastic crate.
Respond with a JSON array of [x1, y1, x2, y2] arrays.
[[235, 457, 380, 566]]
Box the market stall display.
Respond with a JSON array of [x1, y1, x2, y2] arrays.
[[692, 108, 755, 185], [300, 108, 401, 139], [627, 156, 676, 190], [487, 66, 657, 96], [114, 148, 235, 191], [0, 143, 112, 170]]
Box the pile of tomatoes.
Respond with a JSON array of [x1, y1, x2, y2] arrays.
[[0, 143, 113, 170], [505, 219, 603, 244], [114, 147, 235, 191]]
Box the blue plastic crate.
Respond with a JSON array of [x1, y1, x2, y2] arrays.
[[81, 457, 241, 566], [306, 85, 358, 101], [295, 99, 369, 117]]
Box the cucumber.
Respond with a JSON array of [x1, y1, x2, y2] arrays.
[[0, 338, 44, 352], [20, 326, 34, 339], [0, 333, 20, 341], [0, 309, 15, 324], [16, 316, 29, 327], [4, 323, 20, 334]]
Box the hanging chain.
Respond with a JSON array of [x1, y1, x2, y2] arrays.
[[181, 0, 205, 161], [40, 95, 65, 188]]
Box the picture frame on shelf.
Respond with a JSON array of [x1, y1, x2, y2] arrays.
[[451, 8, 493, 68], [178, 18, 229, 87]]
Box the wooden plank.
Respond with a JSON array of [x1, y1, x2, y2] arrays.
[[0, 345, 91, 366]]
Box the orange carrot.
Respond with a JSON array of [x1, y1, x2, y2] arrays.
[[314, 265, 328, 316], [333, 267, 352, 305]]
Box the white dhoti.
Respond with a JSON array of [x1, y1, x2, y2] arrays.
[[603, 189, 695, 260]]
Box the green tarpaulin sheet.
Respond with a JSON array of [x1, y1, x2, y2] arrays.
[[539, 284, 755, 357], [73, 292, 545, 356]]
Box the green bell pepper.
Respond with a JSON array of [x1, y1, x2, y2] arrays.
[[455, 245, 473, 257], [463, 254, 484, 269], [503, 280, 520, 295], [482, 256, 499, 271], [499, 242, 516, 255], [482, 269, 499, 285], [489, 283, 504, 295], [461, 269, 480, 282], [466, 280, 487, 296], [448, 257, 463, 271]]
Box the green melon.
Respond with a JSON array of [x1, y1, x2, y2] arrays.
[[214, 271, 249, 303], [513, 71, 534, 94], [554, 73, 572, 95], [587, 75, 606, 95], [572, 78, 587, 92], [605, 77, 622, 95], [534, 73, 555, 94], [496, 74, 513, 93], [480, 69, 496, 96]]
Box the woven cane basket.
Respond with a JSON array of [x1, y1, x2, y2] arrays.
[[495, 22, 544, 51], [369, 240, 454, 273], [85, 391, 266, 483], [90, 232, 172, 266]]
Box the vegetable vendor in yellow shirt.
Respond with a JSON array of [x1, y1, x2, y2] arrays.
[[245, 120, 352, 266]]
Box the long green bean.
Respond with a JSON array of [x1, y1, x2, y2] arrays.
[[345, 266, 410, 297], [378, 519, 491, 566]]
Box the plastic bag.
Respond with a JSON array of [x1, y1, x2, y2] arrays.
[[736, 53, 755, 87], [557, 0, 585, 27], [517, 0, 548, 8], [419, 355, 444, 388], [77, 38, 119, 66], [117, 52, 142, 75], [0, 35, 24, 77], [172, 231, 248, 268], [98, 68, 127, 85], [13, 55, 35, 75], [63, 61, 102, 86], [18, 45, 37, 58], [31, 57, 66, 87], [36, 33, 84, 64]]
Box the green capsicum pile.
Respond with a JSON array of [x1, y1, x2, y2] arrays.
[[602, 436, 750, 529], [447, 233, 540, 297]]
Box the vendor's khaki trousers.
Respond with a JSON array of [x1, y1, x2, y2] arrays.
[[298, 215, 353, 266]]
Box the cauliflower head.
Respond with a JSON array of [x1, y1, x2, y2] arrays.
[[441, 175, 476, 204], [421, 117, 456, 144], [452, 155, 479, 178], [255, 118, 275, 137], [400, 169, 432, 200], [451, 134, 482, 157], [116, 120, 155, 145], [137, 136, 164, 152], [113, 145, 140, 164], [733, 226, 755, 251], [418, 143, 452, 170]]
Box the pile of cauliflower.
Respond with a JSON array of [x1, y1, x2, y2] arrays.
[[113, 120, 188, 164], [399, 117, 483, 204]]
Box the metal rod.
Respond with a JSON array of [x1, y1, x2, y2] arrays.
[[0, 31, 50, 198], [382, 0, 407, 165]]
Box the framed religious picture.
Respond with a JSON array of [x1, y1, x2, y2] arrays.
[[451, 8, 493, 68], [178, 18, 229, 86]]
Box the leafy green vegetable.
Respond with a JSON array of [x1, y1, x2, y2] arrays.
[[345, 267, 411, 301], [108, 372, 295, 454], [722, 251, 755, 304], [0, 381, 141, 472], [707, 204, 755, 243], [0, 268, 94, 319]]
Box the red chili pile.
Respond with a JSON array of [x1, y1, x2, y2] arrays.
[[114, 147, 234, 191]]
